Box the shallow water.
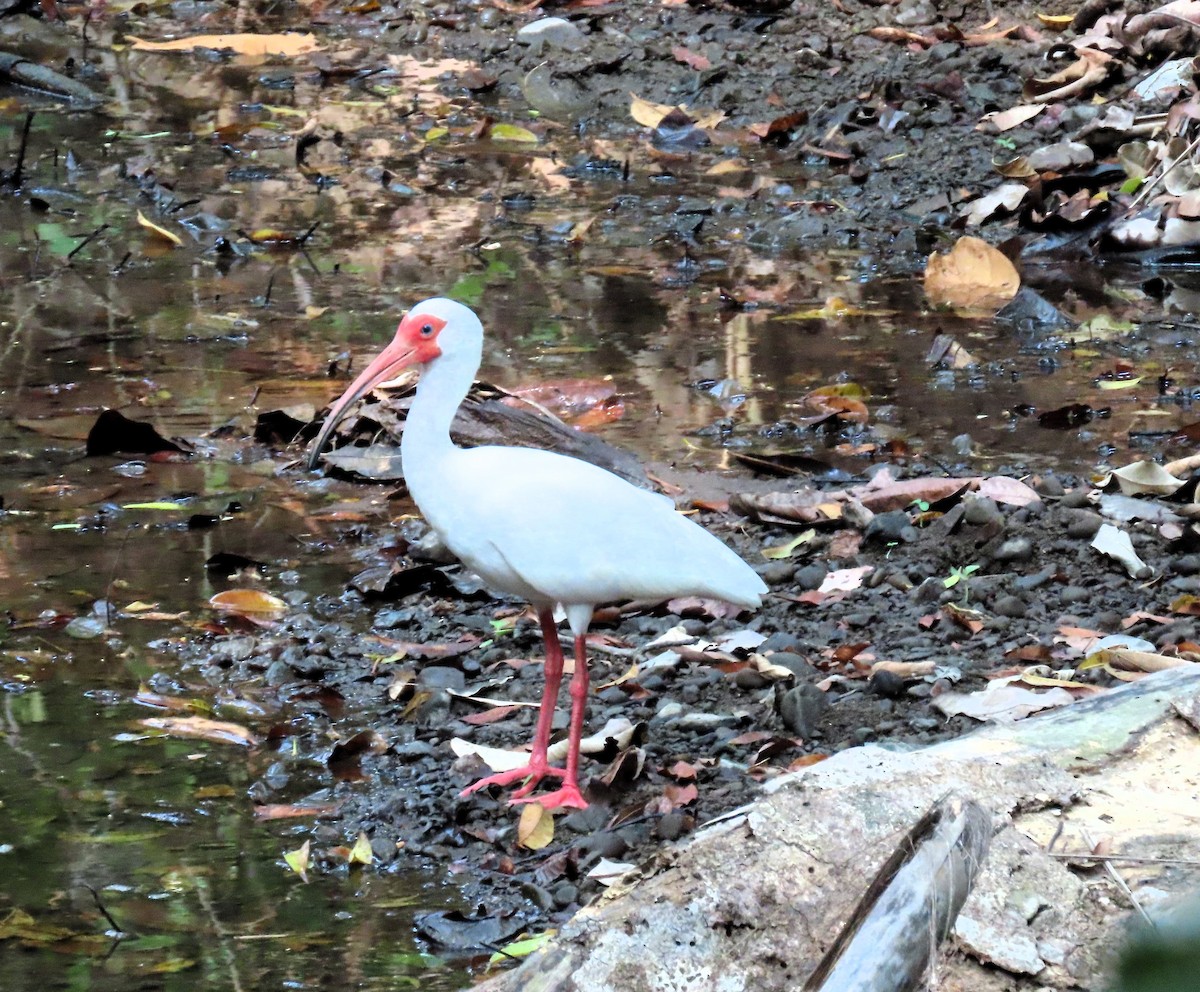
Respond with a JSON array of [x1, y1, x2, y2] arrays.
[[1, 14, 1197, 989]]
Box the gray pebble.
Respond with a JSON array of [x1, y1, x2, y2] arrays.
[[1064, 511, 1103, 539], [793, 563, 827, 590], [963, 496, 1001, 526], [992, 537, 1033, 562], [778, 683, 827, 737], [993, 594, 1027, 618], [865, 509, 918, 544], [769, 652, 817, 680], [418, 666, 466, 691], [734, 669, 771, 690]]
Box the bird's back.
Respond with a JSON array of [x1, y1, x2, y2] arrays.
[[413, 444, 766, 609]]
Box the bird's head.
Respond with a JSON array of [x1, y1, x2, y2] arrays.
[[306, 297, 481, 469]]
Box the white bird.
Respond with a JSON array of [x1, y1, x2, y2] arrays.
[[308, 298, 767, 810]]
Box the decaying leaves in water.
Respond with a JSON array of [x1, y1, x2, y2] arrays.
[[329, 831, 375, 865], [517, 803, 554, 850], [924, 236, 1020, 310], [136, 210, 184, 247], [86, 409, 190, 458], [328, 729, 388, 779], [253, 802, 341, 820], [140, 715, 259, 747], [128, 33, 322, 57], [208, 589, 288, 617], [283, 839, 311, 882]]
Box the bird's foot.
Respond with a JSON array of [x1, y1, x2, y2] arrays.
[[460, 764, 587, 809], [510, 783, 588, 811], [460, 762, 563, 799]]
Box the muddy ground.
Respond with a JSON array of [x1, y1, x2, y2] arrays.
[[109, 0, 1196, 970]]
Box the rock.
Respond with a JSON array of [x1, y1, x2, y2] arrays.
[[515, 16, 586, 54], [963, 496, 1001, 527], [1171, 554, 1200, 576], [778, 683, 827, 737], [521, 63, 595, 119], [1064, 510, 1103, 539], [419, 666, 466, 691], [769, 652, 817, 680], [734, 668, 771, 690], [869, 669, 906, 699], [793, 563, 827, 590], [865, 509, 918, 543], [993, 595, 1027, 619], [991, 537, 1033, 562]]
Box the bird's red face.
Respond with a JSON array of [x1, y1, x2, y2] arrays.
[[305, 307, 448, 469], [394, 309, 447, 364]]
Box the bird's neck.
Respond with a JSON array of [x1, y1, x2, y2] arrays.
[[401, 347, 475, 504]]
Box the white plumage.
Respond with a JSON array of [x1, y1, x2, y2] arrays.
[[309, 298, 766, 809]]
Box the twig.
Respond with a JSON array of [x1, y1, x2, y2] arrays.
[[84, 884, 127, 935], [1047, 852, 1200, 867], [1081, 829, 1155, 929], [1126, 130, 1200, 214]]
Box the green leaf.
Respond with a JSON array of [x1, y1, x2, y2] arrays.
[[123, 501, 185, 511], [489, 123, 538, 144], [487, 930, 555, 967]]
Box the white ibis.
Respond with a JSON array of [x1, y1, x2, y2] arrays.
[[308, 298, 767, 810]]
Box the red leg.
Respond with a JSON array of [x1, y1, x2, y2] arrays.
[[519, 632, 588, 810], [460, 608, 572, 801]]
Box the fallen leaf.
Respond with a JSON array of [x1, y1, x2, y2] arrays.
[[488, 122, 539, 144], [1111, 460, 1184, 497], [1091, 523, 1153, 579], [128, 33, 322, 56], [209, 589, 288, 616], [818, 566, 872, 593], [517, 804, 554, 850], [586, 857, 637, 886], [761, 529, 817, 560], [140, 716, 258, 746], [924, 236, 1020, 310], [932, 683, 1075, 722], [136, 210, 183, 247], [449, 738, 529, 772], [283, 839, 311, 882]]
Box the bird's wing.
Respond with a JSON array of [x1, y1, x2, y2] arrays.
[[431, 446, 765, 608]]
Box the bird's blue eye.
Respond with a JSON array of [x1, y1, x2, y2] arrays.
[[420, 323, 434, 336]]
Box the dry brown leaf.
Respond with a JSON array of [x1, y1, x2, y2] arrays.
[[924, 235, 1020, 310]]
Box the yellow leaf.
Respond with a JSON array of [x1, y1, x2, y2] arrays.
[[630, 92, 675, 128], [1097, 376, 1142, 390], [304, 305, 329, 320], [924, 236, 1020, 311], [517, 803, 555, 850], [349, 831, 374, 865], [127, 33, 321, 57], [424, 126, 449, 141], [762, 529, 817, 560], [208, 589, 288, 616], [1036, 12, 1075, 30], [136, 210, 183, 247], [284, 839, 311, 881], [489, 123, 539, 144]]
